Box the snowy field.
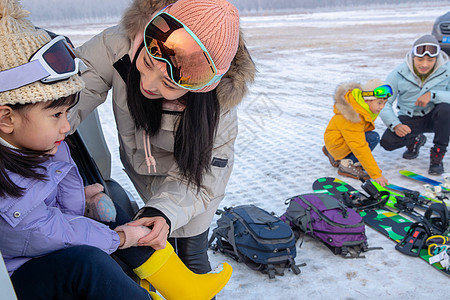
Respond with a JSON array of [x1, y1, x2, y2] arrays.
[[43, 4, 450, 299]]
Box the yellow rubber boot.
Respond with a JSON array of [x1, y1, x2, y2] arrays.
[[149, 291, 163, 300], [137, 279, 163, 299], [133, 243, 232, 300]]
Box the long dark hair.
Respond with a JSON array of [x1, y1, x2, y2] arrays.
[[0, 94, 78, 198], [127, 47, 220, 190]]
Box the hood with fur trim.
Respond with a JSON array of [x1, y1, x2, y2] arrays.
[[121, 0, 256, 110], [333, 82, 363, 123]]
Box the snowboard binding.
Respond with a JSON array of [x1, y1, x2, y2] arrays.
[[395, 222, 431, 257]]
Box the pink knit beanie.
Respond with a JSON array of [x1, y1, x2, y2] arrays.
[[166, 0, 240, 93]]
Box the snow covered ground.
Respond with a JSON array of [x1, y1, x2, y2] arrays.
[[43, 4, 450, 299]]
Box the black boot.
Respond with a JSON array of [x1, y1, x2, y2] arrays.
[[403, 134, 427, 159], [429, 146, 446, 175]]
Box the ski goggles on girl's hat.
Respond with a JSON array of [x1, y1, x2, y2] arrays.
[[361, 84, 393, 99], [413, 43, 440, 57], [144, 11, 223, 91], [0, 36, 87, 93]]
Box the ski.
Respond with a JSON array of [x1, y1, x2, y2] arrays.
[[386, 183, 433, 201], [385, 183, 449, 207], [400, 170, 450, 192], [312, 177, 450, 277]]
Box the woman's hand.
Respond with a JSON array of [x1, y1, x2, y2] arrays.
[[394, 124, 411, 137], [117, 230, 125, 248], [127, 217, 169, 250]]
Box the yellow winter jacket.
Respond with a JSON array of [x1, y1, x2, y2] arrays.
[[324, 82, 383, 179]]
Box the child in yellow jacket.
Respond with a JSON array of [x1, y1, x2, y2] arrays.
[[323, 79, 390, 186]]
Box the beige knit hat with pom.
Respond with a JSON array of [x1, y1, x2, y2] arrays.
[[0, 0, 84, 106], [361, 78, 385, 101]]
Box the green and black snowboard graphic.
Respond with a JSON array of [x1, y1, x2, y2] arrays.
[[312, 177, 450, 277]]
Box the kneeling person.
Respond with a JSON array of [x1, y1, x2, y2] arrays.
[[323, 79, 390, 186], [380, 34, 450, 175]]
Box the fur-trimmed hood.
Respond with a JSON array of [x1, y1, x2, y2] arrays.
[[333, 82, 363, 123], [121, 0, 256, 110]]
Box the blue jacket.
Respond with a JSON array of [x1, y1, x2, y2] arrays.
[[0, 142, 120, 276], [380, 51, 450, 130]]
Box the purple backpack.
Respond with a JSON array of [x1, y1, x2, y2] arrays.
[[282, 193, 369, 258]]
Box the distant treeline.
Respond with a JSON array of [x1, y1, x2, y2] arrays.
[[21, 0, 130, 25], [21, 0, 449, 24], [229, 0, 448, 14]]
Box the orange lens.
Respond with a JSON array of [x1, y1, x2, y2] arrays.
[[144, 13, 217, 89]]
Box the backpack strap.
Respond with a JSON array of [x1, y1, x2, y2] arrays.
[[296, 195, 314, 235], [267, 264, 276, 279], [344, 247, 365, 259], [286, 247, 303, 275], [220, 208, 242, 261], [208, 208, 241, 261], [227, 214, 241, 260], [208, 209, 224, 248]]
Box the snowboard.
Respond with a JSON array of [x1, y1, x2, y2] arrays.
[[316, 177, 425, 221], [400, 170, 450, 192], [312, 177, 450, 277], [371, 181, 430, 214], [385, 183, 449, 207]]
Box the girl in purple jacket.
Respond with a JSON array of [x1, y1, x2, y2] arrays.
[[0, 1, 231, 299]]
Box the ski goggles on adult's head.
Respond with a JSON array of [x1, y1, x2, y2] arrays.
[[144, 11, 222, 91], [361, 84, 393, 99], [0, 36, 87, 93], [413, 43, 440, 57]]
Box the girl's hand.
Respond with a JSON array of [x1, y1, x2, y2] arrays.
[[374, 176, 389, 187], [84, 183, 116, 222], [114, 225, 152, 249], [127, 217, 169, 250]]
